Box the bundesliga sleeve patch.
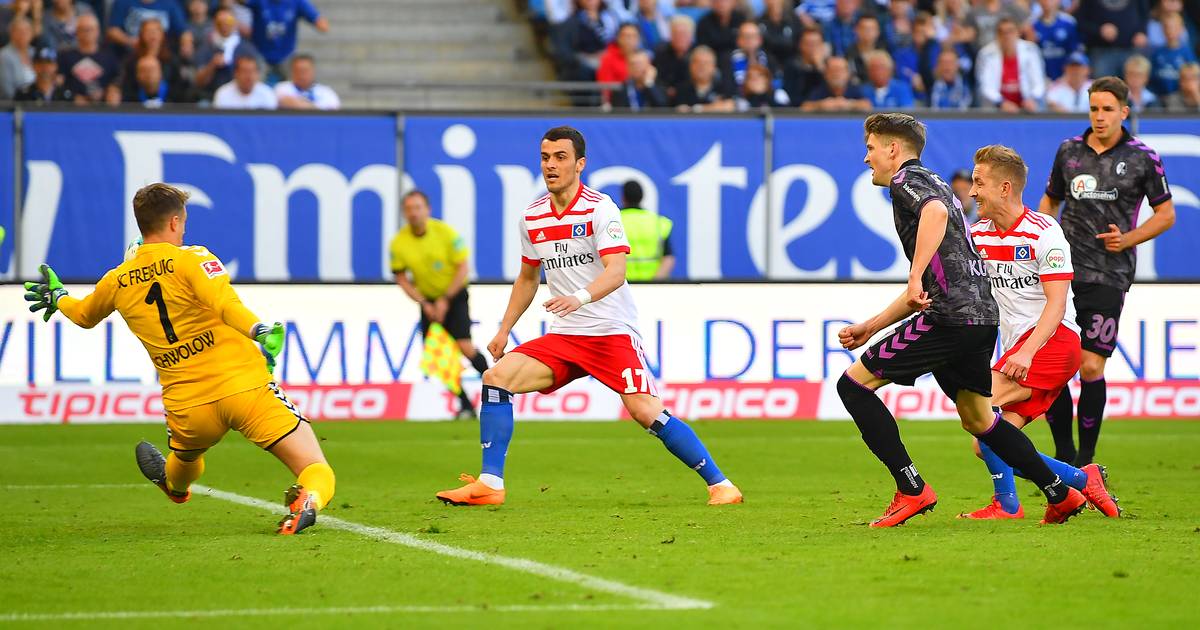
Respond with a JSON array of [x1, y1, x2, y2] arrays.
[[201, 259, 226, 278]]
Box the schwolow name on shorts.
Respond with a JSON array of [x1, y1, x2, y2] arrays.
[[542, 252, 596, 271], [152, 331, 216, 368]]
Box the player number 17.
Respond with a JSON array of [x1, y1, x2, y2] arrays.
[[621, 367, 650, 394]]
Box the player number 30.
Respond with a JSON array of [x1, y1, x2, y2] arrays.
[[621, 367, 651, 394]]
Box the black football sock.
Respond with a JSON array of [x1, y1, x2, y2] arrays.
[[1045, 388, 1077, 463], [975, 411, 1071, 504], [469, 351, 489, 375], [837, 373, 924, 496], [1075, 377, 1106, 466]]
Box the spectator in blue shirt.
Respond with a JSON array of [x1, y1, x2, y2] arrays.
[[823, 0, 860, 56], [929, 47, 973, 110], [1032, 0, 1080, 81], [797, 0, 838, 30], [107, 0, 190, 52], [1151, 12, 1197, 95], [801, 55, 870, 111], [241, 0, 329, 82], [863, 49, 915, 108]]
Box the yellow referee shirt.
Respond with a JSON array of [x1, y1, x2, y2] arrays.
[[388, 218, 469, 299], [57, 243, 271, 411]]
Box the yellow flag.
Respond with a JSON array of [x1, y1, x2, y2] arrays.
[[420, 323, 463, 395]]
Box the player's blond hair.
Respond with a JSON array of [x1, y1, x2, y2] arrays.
[[863, 113, 926, 156], [973, 144, 1028, 192], [133, 183, 190, 235]]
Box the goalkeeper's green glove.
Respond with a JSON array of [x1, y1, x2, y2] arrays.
[[23, 264, 67, 322], [252, 322, 285, 374]]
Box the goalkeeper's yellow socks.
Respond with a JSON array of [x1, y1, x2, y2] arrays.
[[165, 453, 204, 494], [297, 462, 335, 510]]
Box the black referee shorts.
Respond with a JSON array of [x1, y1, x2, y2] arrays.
[[420, 289, 474, 341], [861, 313, 997, 400]]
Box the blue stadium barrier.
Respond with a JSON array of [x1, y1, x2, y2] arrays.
[[3, 110, 1197, 283]]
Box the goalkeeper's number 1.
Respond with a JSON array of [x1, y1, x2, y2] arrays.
[[144, 281, 179, 344]]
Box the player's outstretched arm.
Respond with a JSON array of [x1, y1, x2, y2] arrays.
[[906, 199, 948, 310], [487, 262, 541, 361], [543, 252, 627, 317], [1001, 279, 1069, 382], [839, 290, 918, 350], [1097, 199, 1175, 253], [25, 264, 116, 328], [1036, 194, 1061, 216]]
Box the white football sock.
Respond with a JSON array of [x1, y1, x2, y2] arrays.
[[479, 473, 504, 490]]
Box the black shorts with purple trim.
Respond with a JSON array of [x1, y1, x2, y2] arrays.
[[1071, 281, 1125, 358], [861, 313, 997, 399]]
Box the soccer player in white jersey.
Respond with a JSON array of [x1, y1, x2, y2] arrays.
[[962, 145, 1120, 520], [436, 126, 743, 506]]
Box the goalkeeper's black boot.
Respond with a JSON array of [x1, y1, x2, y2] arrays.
[[134, 441, 191, 504], [277, 484, 318, 535]]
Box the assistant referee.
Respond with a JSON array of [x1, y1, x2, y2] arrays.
[[390, 190, 489, 419]]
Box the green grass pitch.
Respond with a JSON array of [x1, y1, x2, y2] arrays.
[[2, 420, 1198, 628]]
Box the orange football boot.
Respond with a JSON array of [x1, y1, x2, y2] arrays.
[[277, 484, 317, 535], [958, 497, 1025, 520], [1080, 464, 1121, 518], [436, 474, 506, 506], [1040, 487, 1087, 524], [707, 483, 744, 505], [870, 484, 937, 528]]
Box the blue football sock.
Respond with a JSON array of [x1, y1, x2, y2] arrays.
[[479, 385, 514, 479], [1013, 453, 1087, 491], [649, 411, 726, 485], [978, 440, 1020, 514]]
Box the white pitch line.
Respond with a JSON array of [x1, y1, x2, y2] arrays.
[[0, 603, 672, 622], [194, 485, 713, 612], [0, 483, 145, 490]]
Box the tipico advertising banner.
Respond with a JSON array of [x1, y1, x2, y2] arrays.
[[11, 112, 1200, 282], [0, 284, 1196, 423]]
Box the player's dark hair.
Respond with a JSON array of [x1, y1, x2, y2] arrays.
[[402, 189, 430, 206], [291, 53, 315, 66], [133, 183, 189, 234], [973, 144, 1028, 191], [863, 113, 927, 156], [1089, 76, 1130, 106], [542, 126, 586, 160], [622, 181, 643, 207]]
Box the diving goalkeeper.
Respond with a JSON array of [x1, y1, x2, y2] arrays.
[[23, 183, 334, 535]]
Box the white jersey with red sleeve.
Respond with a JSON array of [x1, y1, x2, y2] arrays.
[[520, 185, 641, 338], [970, 209, 1080, 352]]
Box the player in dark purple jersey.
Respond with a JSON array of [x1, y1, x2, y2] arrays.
[[837, 113, 1087, 527], [1038, 76, 1177, 467]]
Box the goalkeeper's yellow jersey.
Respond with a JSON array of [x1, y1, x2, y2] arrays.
[[57, 242, 271, 411]]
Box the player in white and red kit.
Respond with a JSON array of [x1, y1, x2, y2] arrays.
[[436, 126, 743, 507], [961, 145, 1119, 520]]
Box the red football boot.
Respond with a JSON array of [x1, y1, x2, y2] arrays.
[[958, 497, 1025, 520], [870, 484, 937, 528], [1040, 488, 1087, 524], [1081, 464, 1121, 518]]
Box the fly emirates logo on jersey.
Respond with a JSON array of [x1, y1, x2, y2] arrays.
[[531, 225, 598, 270]]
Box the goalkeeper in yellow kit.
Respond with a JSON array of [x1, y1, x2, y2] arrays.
[[23, 183, 334, 535]]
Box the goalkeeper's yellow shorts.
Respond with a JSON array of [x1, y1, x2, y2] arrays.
[[166, 382, 306, 452]]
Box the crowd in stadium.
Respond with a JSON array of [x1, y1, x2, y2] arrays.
[[0, 0, 337, 108], [535, 0, 1200, 112]]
